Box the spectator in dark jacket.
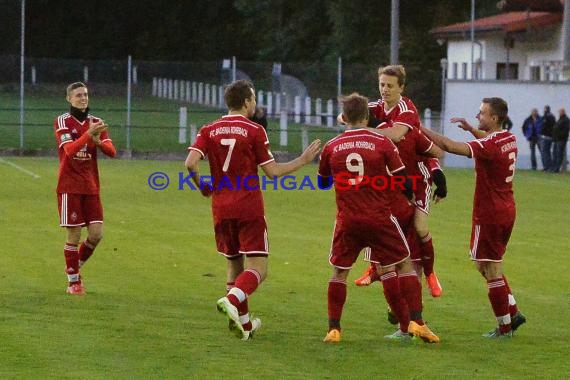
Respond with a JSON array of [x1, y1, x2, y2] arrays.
[[541, 105, 556, 171], [522, 108, 542, 170], [552, 108, 569, 173]]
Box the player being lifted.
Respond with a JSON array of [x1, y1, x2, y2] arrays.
[[341, 65, 446, 297], [185, 80, 321, 341], [320, 93, 440, 343]]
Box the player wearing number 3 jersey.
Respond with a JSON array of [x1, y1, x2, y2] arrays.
[[422, 97, 526, 338], [185, 80, 321, 340]]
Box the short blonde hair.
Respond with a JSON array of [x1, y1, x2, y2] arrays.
[[378, 65, 406, 87]]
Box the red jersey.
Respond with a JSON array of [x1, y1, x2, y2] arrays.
[[425, 157, 441, 173], [466, 130, 517, 224], [368, 96, 421, 131], [55, 113, 111, 194], [318, 129, 405, 222], [189, 114, 274, 221], [369, 96, 433, 177]]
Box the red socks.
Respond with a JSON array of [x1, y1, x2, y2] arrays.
[[399, 271, 424, 325], [227, 269, 261, 309], [327, 279, 347, 330], [79, 239, 96, 267], [227, 281, 252, 331], [487, 278, 511, 333], [502, 275, 519, 316], [380, 271, 410, 332], [64, 243, 80, 284]]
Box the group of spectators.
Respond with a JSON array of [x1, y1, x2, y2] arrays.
[[521, 105, 569, 173]]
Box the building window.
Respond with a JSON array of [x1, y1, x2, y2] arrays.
[[461, 62, 468, 79], [496, 63, 518, 80], [530, 66, 540, 81], [452, 63, 458, 79], [474, 61, 482, 80]]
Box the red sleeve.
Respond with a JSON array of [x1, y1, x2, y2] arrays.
[[317, 144, 332, 178], [467, 138, 495, 160], [414, 128, 434, 154], [254, 128, 275, 166], [426, 158, 441, 172], [393, 110, 418, 130], [98, 130, 116, 157], [188, 127, 208, 158], [385, 140, 405, 174], [99, 140, 116, 157], [62, 133, 90, 157]]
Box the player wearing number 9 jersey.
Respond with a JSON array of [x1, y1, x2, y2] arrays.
[[185, 80, 321, 341], [422, 97, 526, 338], [319, 93, 440, 344]]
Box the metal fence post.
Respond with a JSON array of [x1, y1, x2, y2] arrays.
[[280, 109, 288, 147], [179, 107, 187, 144]]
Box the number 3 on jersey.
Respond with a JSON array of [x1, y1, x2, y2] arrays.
[[220, 138, 236, 172], [505, 151, 516, 183]]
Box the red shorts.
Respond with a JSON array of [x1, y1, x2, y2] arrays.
[[57, 193, 103, 227], [214, 217, 268, 258], [469, 222, 514, 262], [330, 215, 409, 269]]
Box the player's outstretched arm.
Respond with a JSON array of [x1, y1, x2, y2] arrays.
[[261, 139, 321, 179], [426, 143, 445, 159], [421, 126, 471, 157], [450, 117, 488, 139]]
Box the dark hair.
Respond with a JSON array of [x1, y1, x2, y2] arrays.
[[66, 82, 87, 96], [341, 93, 369, 124], [378, 65, 406, 87], [224, 80, 254, 110], [482, 97, 508, 126]]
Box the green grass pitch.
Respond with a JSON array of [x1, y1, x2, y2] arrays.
[[0, 157, 569, 379]]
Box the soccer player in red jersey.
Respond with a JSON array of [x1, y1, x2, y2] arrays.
[[350, 65, 443, 297], [370, 65, 445, 296], [346, 65, 445, 297], [422, 97, 526, 338], [185, 80, 321, 341], [319, 93, 439, 343], [54, 82, 117, 295]]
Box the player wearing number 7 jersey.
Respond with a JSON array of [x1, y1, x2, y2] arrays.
[[421, 97, 526, 338], [185, 80, 321, 341]]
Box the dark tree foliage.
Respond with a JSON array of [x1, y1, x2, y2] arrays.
[[0, 0, 503, 108]]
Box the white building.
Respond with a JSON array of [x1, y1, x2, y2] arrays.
[[431, 0, 569, 168]]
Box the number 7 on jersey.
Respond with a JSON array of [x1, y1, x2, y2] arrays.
[[220, 138, 236, 172]]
